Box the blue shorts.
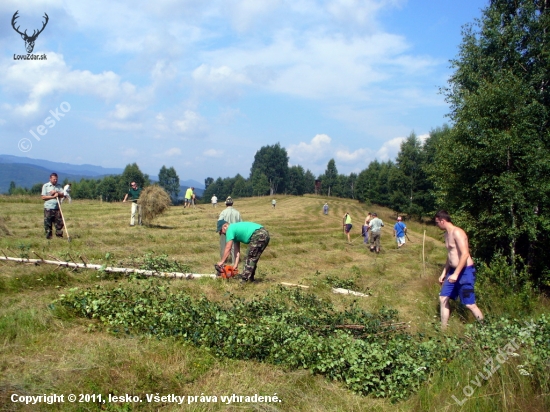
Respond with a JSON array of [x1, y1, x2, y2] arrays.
[[439, 265, 477, 305], [345, 224, 352, 233]]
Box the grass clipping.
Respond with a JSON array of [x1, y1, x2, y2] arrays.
[[0, 216, 12, 236], [137, 185, 172, 224]]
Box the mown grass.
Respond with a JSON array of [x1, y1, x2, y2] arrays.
[[0, 194, 548, 411]]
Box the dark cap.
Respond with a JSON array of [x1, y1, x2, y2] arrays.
[[216, 219, 228, 232], [372, 212, 377, 217]]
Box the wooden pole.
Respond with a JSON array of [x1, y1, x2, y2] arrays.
[[0, 255, 216, 279], [422, 230, 426, 278]]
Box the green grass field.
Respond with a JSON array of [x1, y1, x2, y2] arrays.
[[1, 195, 548, 411]]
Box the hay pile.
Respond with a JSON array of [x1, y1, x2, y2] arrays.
[[138, 185, 172, 224]]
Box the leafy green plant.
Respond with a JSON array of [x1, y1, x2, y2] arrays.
[[55, 281, 459, 402], [139, 253, 191, 273], [17, 243, 31, 259]]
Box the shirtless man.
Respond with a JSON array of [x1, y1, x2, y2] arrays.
[[435, 210, 484, 328]]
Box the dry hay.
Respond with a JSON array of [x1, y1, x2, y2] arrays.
[[138, 185, 172, 224], [0, 216, 12, 236]]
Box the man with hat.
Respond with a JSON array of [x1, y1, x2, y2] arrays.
[[41, 172, 65, 239], [217, 196, 242, 262], [393, 216, 407, 248], [217, 220, 270, 282], [368, 212, 384, 253]]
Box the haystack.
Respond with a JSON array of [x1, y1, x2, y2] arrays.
[[137, 185, 172, 224]]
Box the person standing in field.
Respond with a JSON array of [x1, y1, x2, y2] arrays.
[[217, 196, 242, 263], [343, 212, 352, 243], [211, 194, 218, 208], [184, 187, 194, 208], [393, 216, 407, 248], [272, 199, 276, 209], [122, 181, 142, 226], [41, 172, 65, 239], [435, 210, 484, 329], [362, 212, 372, 246], [368, 213, 384, 253], [62, 183, 72, 204], [217, 220, 270, 282], [323, 202, 329, 215]]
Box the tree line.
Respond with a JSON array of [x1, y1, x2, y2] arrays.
[[7, 163, 180, 203], [202, 131, 442, 221]]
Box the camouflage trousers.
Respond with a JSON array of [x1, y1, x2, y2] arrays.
[[242, 228, 270, 281], [44, 208, 64, 238]]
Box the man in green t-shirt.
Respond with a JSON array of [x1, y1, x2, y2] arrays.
[[217, 220, 270, 282], [122, 182, 142, 226], [217, 196, 242, 262], [184, 187, 194, 208], [343, 212, 352, 243]]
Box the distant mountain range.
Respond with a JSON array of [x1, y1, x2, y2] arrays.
[[0, 154, 204, 196]]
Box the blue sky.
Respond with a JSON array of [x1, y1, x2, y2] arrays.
[[0, 0, 488, 184]]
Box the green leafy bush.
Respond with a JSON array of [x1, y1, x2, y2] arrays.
[[139, 253, 191, 273], [55, 282, 456, 402]]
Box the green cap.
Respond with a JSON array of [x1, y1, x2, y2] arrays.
[[216, 219, 227, 232]]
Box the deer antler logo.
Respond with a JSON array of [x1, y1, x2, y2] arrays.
[[12, 11, 49, 54]]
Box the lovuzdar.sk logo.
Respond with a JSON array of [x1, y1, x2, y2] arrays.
[[12, 10, 49, 60]]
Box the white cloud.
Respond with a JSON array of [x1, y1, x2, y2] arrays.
[[418, 133, 429, 143], [122, 148, 138, 157], [98, 120, 143, 131], [327, 0, 386, 30], [159, 147, 181, 157], [192, 64, 251, 98], [287, 134, 332, 163], [376, 136, 404, 160], [110, 104, 144, 120], [173, 110, 207, 136], [226, 0, 283, 32], [0, 53, 142, 117], [335, 147, 369, 162], [204, 149, 223, 157]]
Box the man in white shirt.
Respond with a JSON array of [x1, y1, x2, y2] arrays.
[[62, 183, 72, 204]]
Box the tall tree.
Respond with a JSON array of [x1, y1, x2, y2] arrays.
[[250, 143, 289, 195], [356, 160, 396, 207], [121, 163, 149, 190], [303, 169, 316, 194], [287, 165, 307, 195], [232, 174, 251, 197], [99, 175, 123, 202], [158, 166, 180, 201], [250, 170, 270, 196], [437, 0, 550, 281], [391, 132, 430, 218], [319, 159, 339, 196], [204, 177, 214, 190], [8, 181, 16, 195]]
